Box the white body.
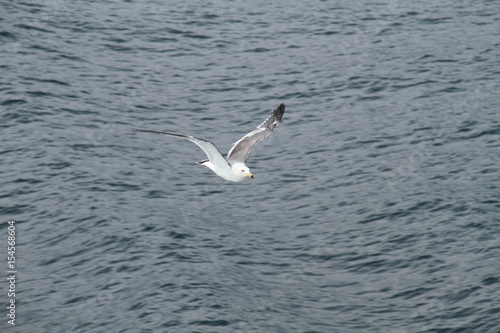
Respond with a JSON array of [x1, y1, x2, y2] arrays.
[[202, 161, 250, 182]]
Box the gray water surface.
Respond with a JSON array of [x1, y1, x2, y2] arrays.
[[1, 1, 500, 332]]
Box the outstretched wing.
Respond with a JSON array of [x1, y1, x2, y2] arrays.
[[135, 129, 230, 168], [226, 103, 285, 164]]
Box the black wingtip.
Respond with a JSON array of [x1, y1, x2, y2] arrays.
[[134, 128, 157, 133], [274, 103, 285, 122]]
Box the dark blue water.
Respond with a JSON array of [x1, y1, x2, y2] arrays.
[[1, 1, 499, 332]]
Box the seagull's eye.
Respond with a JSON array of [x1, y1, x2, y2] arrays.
[[241, 170, 245, 172]]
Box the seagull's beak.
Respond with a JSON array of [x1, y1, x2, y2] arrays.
[[247, 173, 254, 179]]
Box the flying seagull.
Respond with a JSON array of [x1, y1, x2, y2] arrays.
[[135, 103, 285, 182]]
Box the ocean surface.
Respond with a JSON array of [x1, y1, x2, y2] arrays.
[[1, 1, 499, 332]]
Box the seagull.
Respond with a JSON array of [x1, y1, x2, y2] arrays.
[[135, 103, 285, 182]]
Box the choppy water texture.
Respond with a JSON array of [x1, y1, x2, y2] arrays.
[[1, 1, 500, 332]]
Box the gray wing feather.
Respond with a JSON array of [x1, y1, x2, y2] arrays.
[[226, 103, 285, 164], [135, 129, 230, 168]]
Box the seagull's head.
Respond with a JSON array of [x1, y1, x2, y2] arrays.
[[233, 164, 253, 179], [242, 166, 254, 179]]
